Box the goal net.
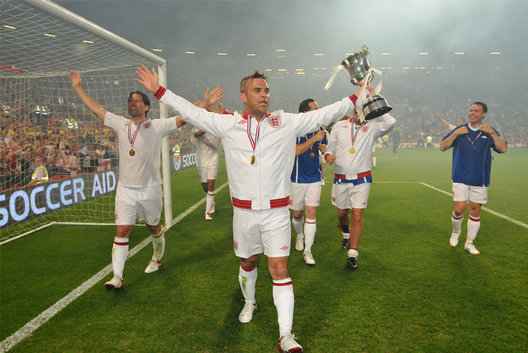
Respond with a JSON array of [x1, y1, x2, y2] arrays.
[[0, 0, 172, 242]]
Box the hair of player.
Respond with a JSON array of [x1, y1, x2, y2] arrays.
[[298, 98, 315, 113], [129, 91, 151, 116], [472, 101, 488, 113], [240, 70, 268, 93]]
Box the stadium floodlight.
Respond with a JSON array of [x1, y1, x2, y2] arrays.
[[0, 0, 175, 241]]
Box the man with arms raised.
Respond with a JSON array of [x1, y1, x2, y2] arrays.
[[136, 65, 364, 353], [70, 71, 187, 290]]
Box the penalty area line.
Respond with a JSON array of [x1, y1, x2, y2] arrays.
[[0, 181, 229, 353], [419, 182, 528, 229]]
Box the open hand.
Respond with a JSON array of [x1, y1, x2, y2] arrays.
[[135, 65, 160, 94]]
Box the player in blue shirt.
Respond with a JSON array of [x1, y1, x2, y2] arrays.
[[440, 102, 507, 255], [290, 98, 328, 265]]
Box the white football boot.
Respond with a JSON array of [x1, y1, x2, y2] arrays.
[[303, 252, 315, 266], [105, 275, 124, 290], [464, 242, 480, 255], [278, 334, 303, 352], [449, 232, 460, 247], [295, 236, 304, 251], [238, 302, 257, 323], [144, 259, 162, 273]]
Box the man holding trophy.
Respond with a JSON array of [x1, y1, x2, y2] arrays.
[[324, 46, 397, 271]]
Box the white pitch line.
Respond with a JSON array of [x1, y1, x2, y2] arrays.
[[419, 182, 528, 229], [0, 182, 228, 353]]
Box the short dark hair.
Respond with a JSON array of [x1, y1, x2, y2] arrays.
[[128, 91, 151, 116], [472, 101, 487, 113], [298, 98, 315, 113], [240, 70, 267, 93]]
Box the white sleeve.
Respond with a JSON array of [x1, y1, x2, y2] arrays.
[[289, 96, 356, 137], [374, 114, 397, 138], [159, 89, 228, 138], [325, 127, 338, 156]]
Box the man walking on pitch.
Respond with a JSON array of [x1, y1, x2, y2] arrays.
[[290, 98, 327, 266], [192, 128, 220, 221], [325, 104, 396, 271], [440, 102, 507, 255], [70, 71, 187, 290], [136, 64, 365, 352]]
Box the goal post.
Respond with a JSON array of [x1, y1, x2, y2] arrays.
[[0, 0, 173, 241]]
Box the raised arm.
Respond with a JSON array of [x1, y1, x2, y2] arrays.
[[435, 112, 452, 128], [135, 65, 160, 94], [70, 71, 107, 121], [195, 87, 226, 114]]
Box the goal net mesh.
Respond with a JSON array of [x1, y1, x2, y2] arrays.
[[0, 0, 169, 240]]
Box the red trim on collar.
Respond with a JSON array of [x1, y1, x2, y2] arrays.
[[241, 111, 271, 120]]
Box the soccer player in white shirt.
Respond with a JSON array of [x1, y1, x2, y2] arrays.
[[70, 71, 186, 290], [136, 65, 366, 353], [192, 128, 220, 220], [325, 105, 396, 271]]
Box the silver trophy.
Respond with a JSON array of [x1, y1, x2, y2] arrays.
[[341, 46, 372, 85], [325, 45, 392, 120]]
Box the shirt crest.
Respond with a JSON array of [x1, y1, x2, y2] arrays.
[[268, 115, 281, 128]]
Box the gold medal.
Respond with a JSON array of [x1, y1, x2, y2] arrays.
[[309, 152, 315, 158], [349, 147, 355, 154], [250, 155, 255, 165], [129, 149, 135, 156]]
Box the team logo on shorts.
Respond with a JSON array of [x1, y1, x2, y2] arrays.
[[233, 241, 239, 250], [281, 246, 289, 251], [268, 115, 281, 128]]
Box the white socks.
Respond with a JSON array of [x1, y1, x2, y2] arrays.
[[467, 216, 480, 242], [112, 237, 129, 279], [239, 265, 257, 304], [451, 212, 464, 234], [292, 216, 304, 238], [151, 230, 165, 261], [304, 218, 316, 253], [273, 278, 294, 337], [206, 192, 215, 214]]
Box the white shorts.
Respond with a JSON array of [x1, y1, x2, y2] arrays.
[[115, 185, 163, 226], [289, 182, 321, 210], [197, 164, 218, 183], [331, 182, 371, 209], [232, 207, 291, 259], [452, 182, 488, 204]]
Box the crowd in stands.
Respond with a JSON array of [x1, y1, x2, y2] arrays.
[[0, 102, 200, 192], [2, 88, 526, 192]]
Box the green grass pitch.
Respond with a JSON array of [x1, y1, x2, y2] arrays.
[[1, 148, 527, 352]]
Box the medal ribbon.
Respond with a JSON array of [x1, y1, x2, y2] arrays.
[[304, 132, 314, 154], [246, 115, 262, 155], [466, 131, 482, 150], [351, 121, 365, 147], [128, 121, 143, 150]]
